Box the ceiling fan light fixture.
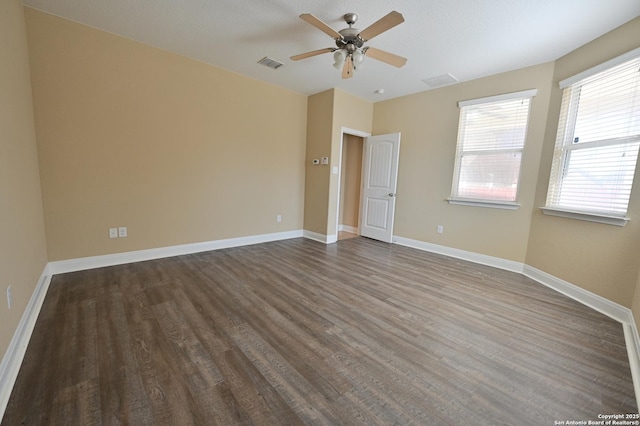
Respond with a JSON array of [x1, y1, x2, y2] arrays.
[[333, 50, 347, 70], [352, 49, 364, 69], [292, 11, 407, 79]]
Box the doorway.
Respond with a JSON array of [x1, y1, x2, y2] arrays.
[[338, 133, 364, 240], [334, 129, 401, 244]]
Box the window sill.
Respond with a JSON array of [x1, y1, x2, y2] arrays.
[[540, 207, 629, 227], [447, 198, 520, 210]]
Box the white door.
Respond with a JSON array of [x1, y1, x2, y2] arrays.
[[359, 133, 401, 243]]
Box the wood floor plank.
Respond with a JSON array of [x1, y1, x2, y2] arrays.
[[95, 279, 153, 425], [2, 237, 636, 425]]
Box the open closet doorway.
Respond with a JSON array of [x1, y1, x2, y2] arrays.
[[335, 128, 401, 243], [336, 129, 367, 241]]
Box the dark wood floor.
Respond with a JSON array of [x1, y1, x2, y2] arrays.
[[2, 237, 636, 425]]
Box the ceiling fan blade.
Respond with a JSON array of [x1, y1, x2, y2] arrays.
[[365, 47, 407, 68], [299, 14, 343, 40], [290, 48, 334, 61], [342, 55, 354, 79], [357, 11, 404, 42]]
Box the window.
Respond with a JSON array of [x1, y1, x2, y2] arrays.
[[449, 89, 537, 209], [544, 49, 640, 226]]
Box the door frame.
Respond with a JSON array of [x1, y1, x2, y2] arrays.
[[333, 127, 370, 241]]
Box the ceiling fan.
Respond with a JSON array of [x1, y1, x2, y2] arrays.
[[290, 11, 407, 79]]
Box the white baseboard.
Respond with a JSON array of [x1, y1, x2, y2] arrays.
[[0, 264, 52, 420], [339, 225, 358, 234], [3, 232, 639, 416], [49, 229, 304, 275], [2, 229, 305, 420], [523, 264, 640, 410], [393, 235, 640, 409], [624, 323, 640, 410], [522, 265, 632, 324], [394, 235, 633, 326], [302, 230, 337, 244], [393, 236, 524, 273]]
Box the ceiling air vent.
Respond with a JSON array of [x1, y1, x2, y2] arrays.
[[422, 73, 458, 88], [258, 57, 284, 69]]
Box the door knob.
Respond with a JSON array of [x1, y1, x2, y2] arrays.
[[388, 193, 395, 197]]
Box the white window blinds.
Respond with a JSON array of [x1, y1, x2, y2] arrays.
[[451, 90, 536, 204], [546, 51, 640, 217]]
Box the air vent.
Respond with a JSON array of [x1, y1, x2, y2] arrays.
[[258, 57, 284, 70], [422, 73, 458, 88]]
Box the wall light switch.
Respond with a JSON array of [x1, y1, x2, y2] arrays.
[[321, 157, 329, 165], [118, 226, 128, 238], [109, 228, 118, 238]]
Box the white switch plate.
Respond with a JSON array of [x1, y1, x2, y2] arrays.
[[276, 214, 282, 223], [118, 226, 128, 237], [332, 166, 339, 174], [321, 157, 329, 165], [109, 228, 118, 238], [437, 225, 444, 234]]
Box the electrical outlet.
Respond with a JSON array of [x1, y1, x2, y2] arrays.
[[437, 225, 444, 234], [109, 228, 118, 238], [118, 227, 128, 238], [7, 286, 12, 309], [276, 214, 282, 223]]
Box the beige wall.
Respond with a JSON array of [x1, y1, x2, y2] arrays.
[[634, 267, 640, 333], [328, 90, 372, 236], [303, 90, 334, 235], [373, 62, 554, 262], [631, 269, 640, 340], [303, 89, 372, 237], [0, 0, 48, 363], [526, 17, 640, 307], [25, 8, 307, 261]]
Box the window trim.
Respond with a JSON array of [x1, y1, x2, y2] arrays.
[[457, 89, 538, 108], [558, 46, 640, 88], [447, 198, 520, 210], [542, 48, 640, 225], [450, 89, 537, 207], [540, 207, 629, 227]]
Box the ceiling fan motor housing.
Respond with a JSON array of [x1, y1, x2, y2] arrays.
[[337, 27, 363, 52]]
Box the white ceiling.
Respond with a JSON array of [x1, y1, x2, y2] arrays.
[[21, 0, 640, 102]]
